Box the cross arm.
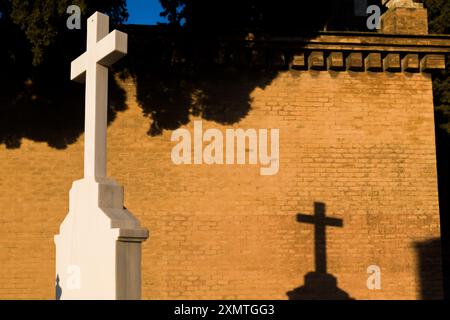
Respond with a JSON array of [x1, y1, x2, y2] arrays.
[[297, 214, 316, 224], [297, 213, 343, 227], [70, 52, 87, 83], [323, 217, 343, 227], [96, 30, 128, 67]]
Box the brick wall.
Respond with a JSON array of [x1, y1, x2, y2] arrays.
[[0, 66, 442, 299]]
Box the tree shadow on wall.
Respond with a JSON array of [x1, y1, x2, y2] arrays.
[[0, 0, 382, 148], [0, 70, 126, 149], [435, 105, 450, 299], [116, 0, 382, 136], [0, 18, 127, 150], [286, 202, 353, 300], [415, 238, 444, 299], [118, 26, 282, 136]]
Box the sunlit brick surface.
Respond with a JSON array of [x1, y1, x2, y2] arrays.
[[0, 70, 442, 299]]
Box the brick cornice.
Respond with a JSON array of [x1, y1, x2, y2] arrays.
[[119, 25, 449, 73], [235, 32, 450, 73], [239, 32, 450, 55]]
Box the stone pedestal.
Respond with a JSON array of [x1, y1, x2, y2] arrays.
[[54, 178, 148, 300], [287, 272, 353, 300]]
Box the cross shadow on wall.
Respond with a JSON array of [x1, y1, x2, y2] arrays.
[[287, 202, 353, 300]]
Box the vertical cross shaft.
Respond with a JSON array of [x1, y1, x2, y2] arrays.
[[297, 202, 343, 274], [70, 12, 127, 179], [59, 11, 148, 301], [84, 14, 109, 179]]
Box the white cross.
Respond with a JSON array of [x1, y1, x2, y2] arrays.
[[70, 12, 127, 179]]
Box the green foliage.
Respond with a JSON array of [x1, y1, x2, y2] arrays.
[[7, 0, 128, 66], [10, 0, 80, 65], [159, 0, 185, 25], [423, 0, 450, 133], [424, 0, 450, 34], [0, 0, 129, 149], [158, 0, 383, 34]]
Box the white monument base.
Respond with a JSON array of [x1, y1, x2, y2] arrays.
[[54, 178, 149, 300]]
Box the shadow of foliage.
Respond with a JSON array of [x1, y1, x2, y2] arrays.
[[0, 63, 126, 149], [118, 0, 382, 136], [0, 0, 382, 147], [0, 3, 127, 149], [118, 26, 282, 136], [435, 102, 450, 299]]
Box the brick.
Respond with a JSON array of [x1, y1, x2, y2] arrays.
[[384, 53, 401, 72], [308, 51, 325, 70], [0, 62, 441, 300], [381, 1, 428, 35], [327, 52, 345, 71], [365, 53, 383, 72], [291, 53, 306, 70], [421, 55, 446, 72], [272, 51, 286, 68], [346, 53, 364, 71], [402, 54, 420, 72], [250, 50, 266, 67]]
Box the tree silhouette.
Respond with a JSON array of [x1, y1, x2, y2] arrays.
[[0, 0, 385, 147], [7, 0, 128, 65], [423, 0, 450, 299], [0, 0, 128, 148], [159, 0, 382, 34]]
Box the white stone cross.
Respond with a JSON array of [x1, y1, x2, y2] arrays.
[[71, 12, 127, 179], [56, 12, 147, 300]]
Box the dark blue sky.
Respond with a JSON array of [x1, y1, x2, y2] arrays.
[[126, 0, 167, 25]]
